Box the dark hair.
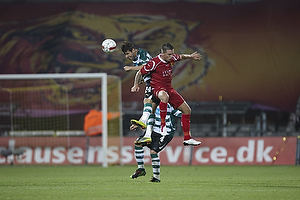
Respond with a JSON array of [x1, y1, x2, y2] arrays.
[[121, 41, 136, 54], [161, 42, 174, 53]]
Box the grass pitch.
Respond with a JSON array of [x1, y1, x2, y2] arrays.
[[0, 165, 299, 200]]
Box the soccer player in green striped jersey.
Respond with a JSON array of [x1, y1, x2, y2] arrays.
[[130, 103, 181, 182], [122, 41, 159, 144]]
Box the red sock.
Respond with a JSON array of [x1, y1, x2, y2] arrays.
[[159, 102, 167, 131], [181, 114, 191, 140]]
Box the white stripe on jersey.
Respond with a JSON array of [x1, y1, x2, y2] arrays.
[[172, 54, 180, 61], [143, 60, 157, 72]]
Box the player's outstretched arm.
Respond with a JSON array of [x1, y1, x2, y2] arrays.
[[180, 51, 202, 60], [123, 64, 145, 71]]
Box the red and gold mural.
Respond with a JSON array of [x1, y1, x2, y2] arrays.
[[0, 0, 299, 112]]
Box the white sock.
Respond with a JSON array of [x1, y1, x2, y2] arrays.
[[140, 103, 152, 125], [151, 153, 160, 180], [144, 113, 154, 138]]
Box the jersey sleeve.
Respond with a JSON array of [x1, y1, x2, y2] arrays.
[[140, 59, 154, 75], [172, 54, 181, 62]]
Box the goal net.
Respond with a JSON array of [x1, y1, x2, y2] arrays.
[[0, 73, 122, 167]]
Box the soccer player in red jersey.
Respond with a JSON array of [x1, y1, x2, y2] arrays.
[[140, 42, 201, 146]]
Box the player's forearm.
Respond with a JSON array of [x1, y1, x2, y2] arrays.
[[180, 51, 202, 60], [180, 54, 193, 59], [128, 65, 144, 71], [134, 70, 143, 86]]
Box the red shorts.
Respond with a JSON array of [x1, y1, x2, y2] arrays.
[[153, 87, 185, 109]]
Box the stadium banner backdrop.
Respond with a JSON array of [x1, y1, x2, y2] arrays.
[[0, 0, 299, 113], [0, 136, 296, 165]]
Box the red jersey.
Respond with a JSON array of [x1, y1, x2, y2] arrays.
[[140, 54, 181, 89]]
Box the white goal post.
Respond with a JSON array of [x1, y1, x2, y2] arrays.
[[0, 73, 122, 167]]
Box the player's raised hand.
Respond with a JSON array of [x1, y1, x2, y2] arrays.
[[190, 51, 202, 60]]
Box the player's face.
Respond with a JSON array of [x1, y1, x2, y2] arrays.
[[124, 49, 137, 61], [161, 49, 174, 62]]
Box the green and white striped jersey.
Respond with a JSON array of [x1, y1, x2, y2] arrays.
[[133, 48, 152, 82], [152, 104, 182, 136], [132, 48, 152, 66]]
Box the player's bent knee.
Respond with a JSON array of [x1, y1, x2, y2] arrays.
[[179, 102, 191, 114], [158, 91, 169, 103]]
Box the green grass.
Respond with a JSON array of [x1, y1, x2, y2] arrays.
[[0, 165, 299, 200]]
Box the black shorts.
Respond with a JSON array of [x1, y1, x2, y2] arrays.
[[137, 131, 173, 153], [144, 84, 152, 99], [144, 81, 160, 105]]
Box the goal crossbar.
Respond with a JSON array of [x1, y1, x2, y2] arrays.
[[0, 73, 109, 167]]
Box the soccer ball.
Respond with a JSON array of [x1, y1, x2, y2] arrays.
[[101, 39, 116, 53]]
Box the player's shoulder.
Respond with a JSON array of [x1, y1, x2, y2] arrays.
[[152, 54, 162, 61], [172, 53, 181, 61], [138, 48, 152, 58], [145, 55, 160, 66], [138, 48, 147, 54]]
